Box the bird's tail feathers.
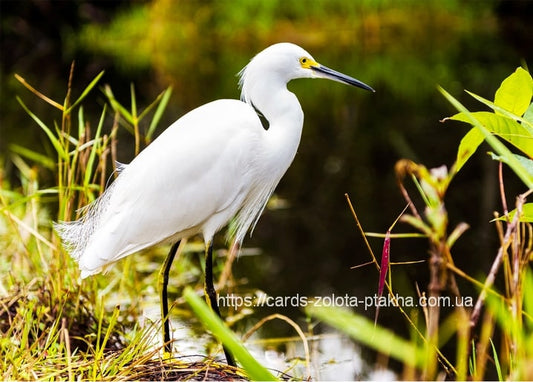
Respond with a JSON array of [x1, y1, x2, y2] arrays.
[[54, 183, 116, 262]]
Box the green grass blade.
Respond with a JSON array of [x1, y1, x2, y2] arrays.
[[130, 83, 138, 121], [469, 340, 477, 377], [16, 96, 68, 160], [77, 103, 85, 138], [490, 338, 503, 381], [103, 85, 134, 124], [306, 304, 426, 369], [524, 269, 533, 328], [145, 87, 173, 142], [65, 70, 105, 114], [8, 144, 56, 170], [183, 287, 278, 381], [83, 104, 107, 190], [410, 173, 434, 208]]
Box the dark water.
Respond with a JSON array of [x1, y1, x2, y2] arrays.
[[2, 0, 532, 358]]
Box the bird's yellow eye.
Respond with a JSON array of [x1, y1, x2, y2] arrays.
[[299, 57, 314, 69]]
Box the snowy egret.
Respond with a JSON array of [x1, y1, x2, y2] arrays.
[[55, 42, 373, 365]]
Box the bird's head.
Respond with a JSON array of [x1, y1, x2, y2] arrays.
[[239, 42, 374, 105]]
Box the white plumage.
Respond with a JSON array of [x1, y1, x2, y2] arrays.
[[55, 42, 373, 279]]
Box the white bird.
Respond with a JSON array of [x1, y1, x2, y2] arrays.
[[55, 42, 373, 365]]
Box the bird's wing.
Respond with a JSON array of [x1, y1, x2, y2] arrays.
[[77, 99, 264, 275]]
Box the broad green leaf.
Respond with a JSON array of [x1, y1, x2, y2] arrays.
[[524, 102, 533, 125], [494, 67, 533, 117], [489, 152, 533, 178], [439, 86, 533, 188], [493, 203, 533, 223], [450, 111, 533, 157], [455, 127, 484, 173], [466, 91, 533, 134]]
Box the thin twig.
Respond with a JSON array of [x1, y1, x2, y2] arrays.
[[14, 74, 64, 110], [470, 191, 531, 328], [345, 194, 456, 375], [345, 193, 379, 270], [499, 162, 508, 217], [217, 241, 239, 291], [241, 313, 311, 378]]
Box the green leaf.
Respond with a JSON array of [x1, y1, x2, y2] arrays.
[[83, 105, 107, 189], [494, 67, 533, 117], [439, 86, 533, 188], [146, 87, 172, 142], [66, 70, 105, 114], [493, 203, 533, 223], [183, 287, 278, 381], [524, 102, 533, 125], [103, 85, 134, 124], [130, 83, 137, 121], [8, 144, 56, 170], [489, 153, 533, 178], [16, 96, 68, 160], [490, 339, 503, 382], [306, 305, 426, 369], [466, 91, 533, 134], [450, 111, 533, 157], [455, 127, 484, 173]]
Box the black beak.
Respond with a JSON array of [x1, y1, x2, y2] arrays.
[[311, 64, 375, 92]]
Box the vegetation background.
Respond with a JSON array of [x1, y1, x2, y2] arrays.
[[1, 0, 532, 380]]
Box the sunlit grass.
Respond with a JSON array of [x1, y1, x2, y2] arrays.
[[1, 66, 250, 380]]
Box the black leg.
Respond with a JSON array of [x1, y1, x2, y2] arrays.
[[204, 241, 236, 366], [159, 240, 181, 354]]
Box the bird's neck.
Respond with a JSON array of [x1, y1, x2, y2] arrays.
[[254, 84, 304, 175]]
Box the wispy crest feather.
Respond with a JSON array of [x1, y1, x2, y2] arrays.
[[238, 64, 252, 105]]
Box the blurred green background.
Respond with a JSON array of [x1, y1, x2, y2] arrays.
[[1, 0, 532, 333]]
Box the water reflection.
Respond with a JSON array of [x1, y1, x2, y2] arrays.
[[142, 300, 380, 380]]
